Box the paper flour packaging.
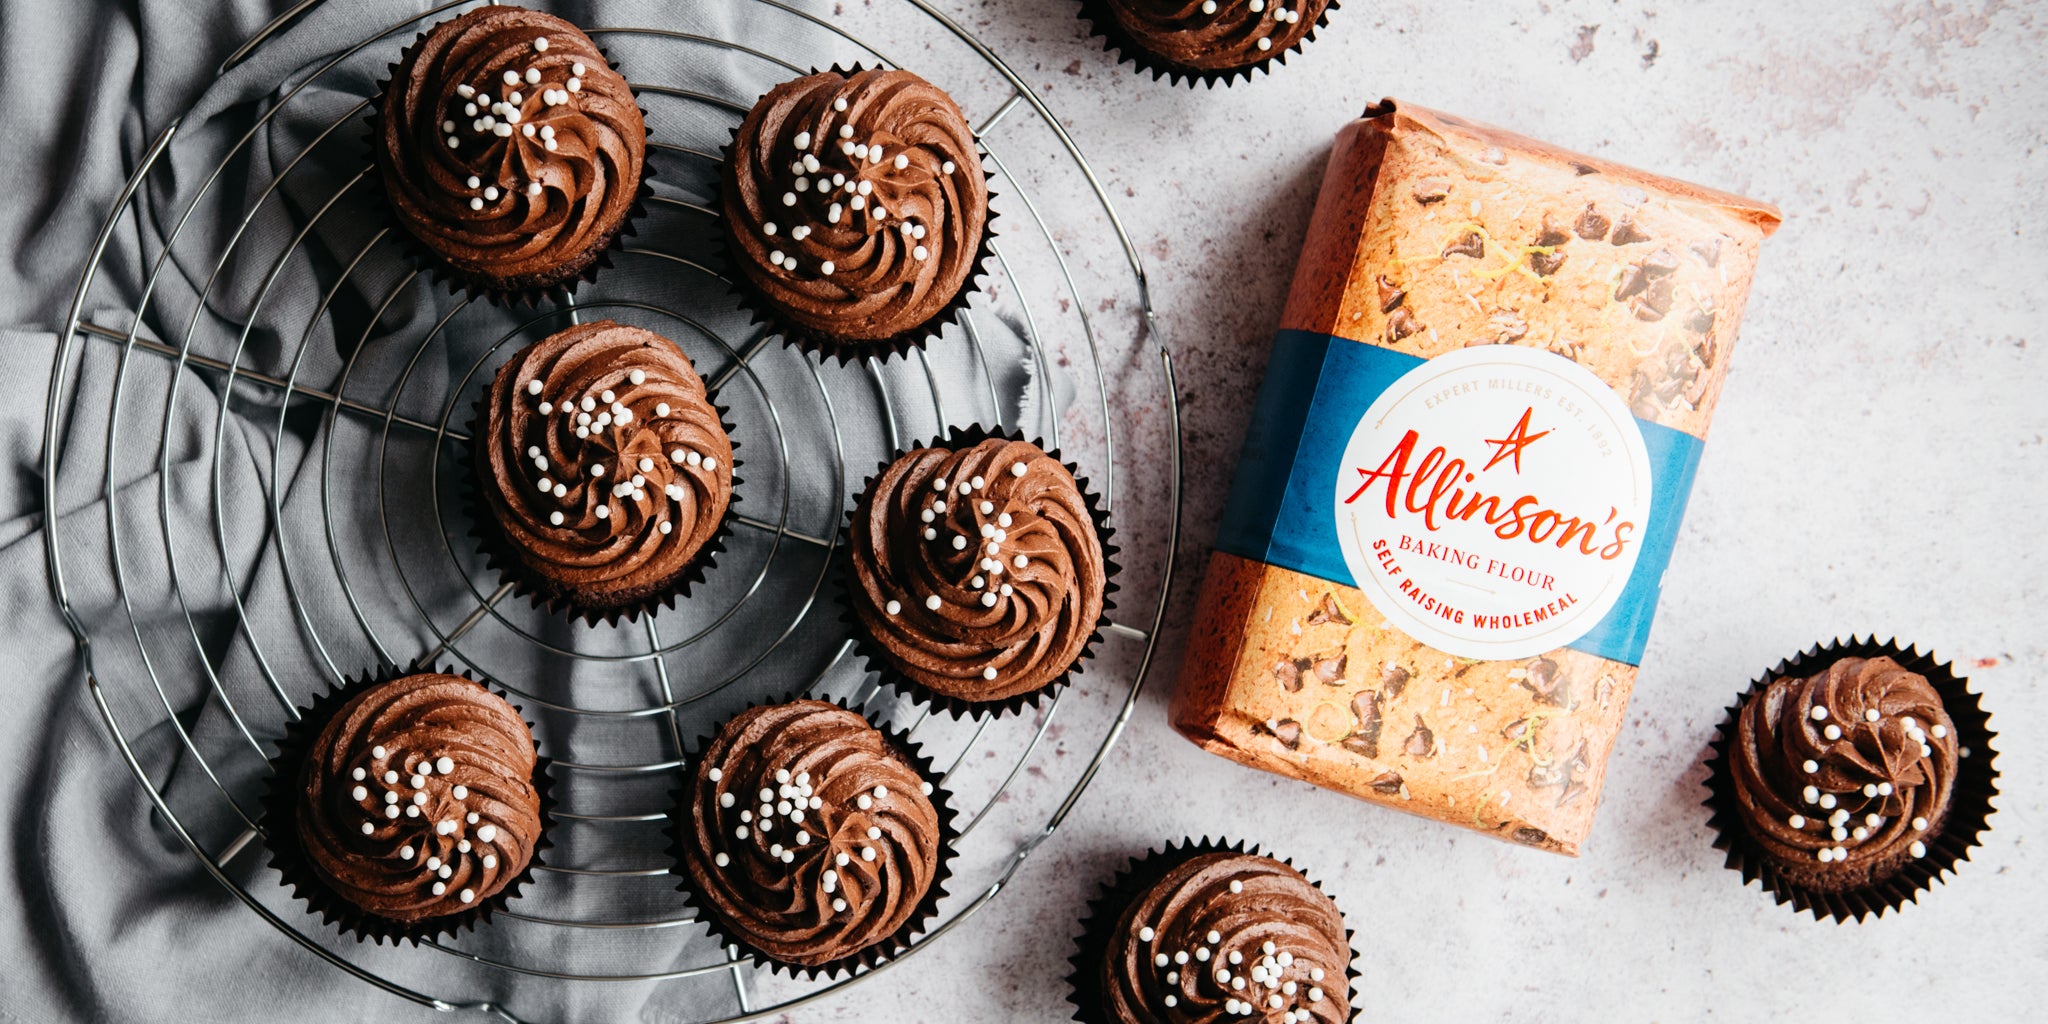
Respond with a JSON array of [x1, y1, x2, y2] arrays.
[[1171, 99, 1780, 854]]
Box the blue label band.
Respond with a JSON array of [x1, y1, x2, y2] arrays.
[[1216, 329, 1704, 667]]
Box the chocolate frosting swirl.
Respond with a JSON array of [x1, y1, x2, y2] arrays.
[[679, 701, 944, 966], [1104, 852, 1351, 1024], [1732, 656, 1959, 891], [848, 437, 1106, 705], [722, 68, 987, 344], [376, 5, 646, 292], [1104, 0, 1331, 73], [476, 320, 733, 612], [296, 674, 542, 922]]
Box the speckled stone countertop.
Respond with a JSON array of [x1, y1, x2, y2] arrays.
[[795, 2, 2046, 1020]]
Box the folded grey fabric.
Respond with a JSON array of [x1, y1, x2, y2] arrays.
[[1, 1, 1047, 1020]]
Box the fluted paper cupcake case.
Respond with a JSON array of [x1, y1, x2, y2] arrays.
[[258, 664, 556, 946], [1074, 0, 1340, 88], [713, 64, 999, 365], [1066, 837, 1361, 1024], [365, 26, 655, 307], [662, 693, 959, 981], [840, 424, 1121, 720], [1702, 636, 1999, 923], [460, 383, 741, 628]]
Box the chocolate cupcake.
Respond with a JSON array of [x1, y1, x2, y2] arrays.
[[721, 67, 991, 362], [373, 4, 648, 301], [844, 429, 1116, 717], [469, 319, 735, 625], [1078, 0, 1339, 87], [1069, 839, 1357, 1024], [1705, 638, 1999, 922], [666, 699, 954, 976], [260, 670, 551, 944]]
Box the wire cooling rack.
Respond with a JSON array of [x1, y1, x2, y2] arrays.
[[41, 1, 1179, 1020]]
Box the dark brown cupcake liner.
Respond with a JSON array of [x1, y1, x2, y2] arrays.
[[258, 663, 557, 947], [1067, 837, 1360, 1024], [662, 693, 958, 981], [712, 63, 999, 366], [459, 378, 742, 628], [1702, 636, 2000, 923], [365, 22, 655, 307], [1074, 0, 1340, 89], [840, 423, 1121, 720]]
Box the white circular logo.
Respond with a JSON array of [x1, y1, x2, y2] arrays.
[[1333, 346, 1653, 660]]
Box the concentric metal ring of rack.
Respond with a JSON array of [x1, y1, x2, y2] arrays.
[[42, 1, 1179, 1021]]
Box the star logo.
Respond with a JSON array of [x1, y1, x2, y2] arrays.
[[1481, 406, 1551, 474]]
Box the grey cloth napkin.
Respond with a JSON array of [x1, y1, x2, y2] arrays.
[[1, 1, 1045, 1020]]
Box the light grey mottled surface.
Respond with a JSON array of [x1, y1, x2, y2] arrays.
[[789, 1, 2048, 1021]]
